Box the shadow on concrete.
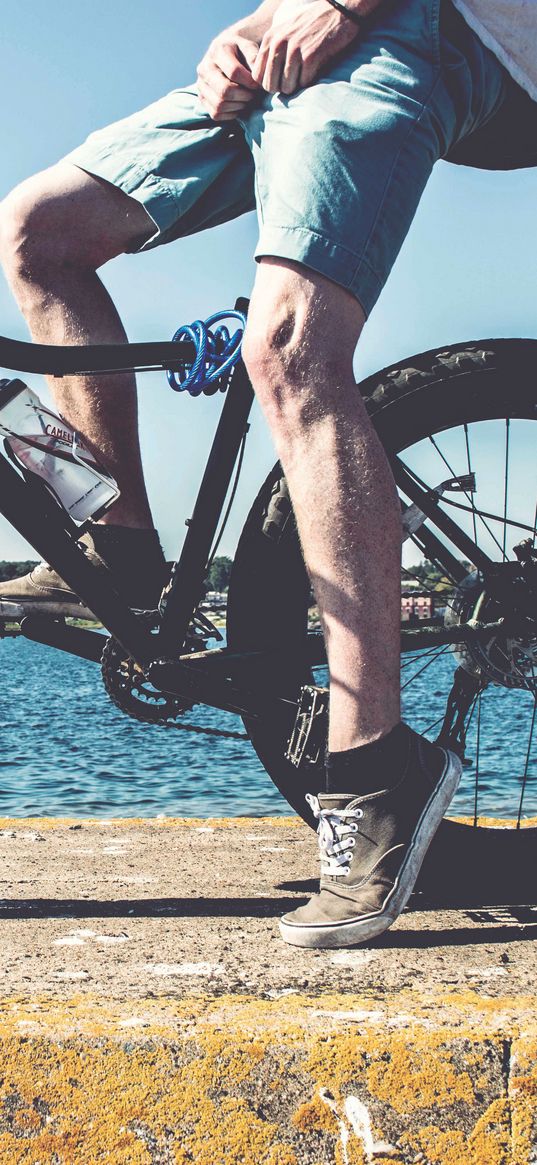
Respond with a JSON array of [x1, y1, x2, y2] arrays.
[[366, 922, 537, 950], [1, 898, 536, 948], [277, 878, 537, 911], [0, 896, 308, 920]]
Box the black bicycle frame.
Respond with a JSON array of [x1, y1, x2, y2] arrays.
[[0, 299, 254, 673], [0, 301, 510, 717]]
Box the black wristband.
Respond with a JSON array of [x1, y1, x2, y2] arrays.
[[324, 0, 364, 27]]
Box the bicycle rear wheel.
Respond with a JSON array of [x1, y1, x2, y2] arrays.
[[226, 339, 537, 902]]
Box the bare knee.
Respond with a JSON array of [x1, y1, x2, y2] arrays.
[[0, 163, 152, 289], [243, 312, 346, 432], [0, 177, 48, 287], [243, 264, 364, 429]]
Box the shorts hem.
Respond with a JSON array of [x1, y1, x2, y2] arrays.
[[254, 224, 383, 317], [65, 148, 180, 251]]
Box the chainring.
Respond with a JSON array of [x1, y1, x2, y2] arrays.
[[100, 610, 221, 724]]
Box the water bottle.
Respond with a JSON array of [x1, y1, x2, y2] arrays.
[[0, 378, 120, 521]]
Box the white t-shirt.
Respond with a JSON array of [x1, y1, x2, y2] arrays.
[[451, 0, 537, 102]]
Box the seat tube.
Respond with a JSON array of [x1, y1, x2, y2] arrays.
[[158, 356, 255, 654]]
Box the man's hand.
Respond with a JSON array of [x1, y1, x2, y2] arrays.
[[251, 0, 360, 95], [197, 30, 262, 121]]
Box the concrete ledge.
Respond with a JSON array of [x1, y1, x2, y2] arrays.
[[0, 817, 534, 1164], [0, 993, 535, 1164]]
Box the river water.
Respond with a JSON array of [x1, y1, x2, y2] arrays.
[[0, 637, 534, 820]]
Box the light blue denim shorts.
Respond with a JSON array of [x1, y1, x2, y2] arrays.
[[65, 0, 508, 316]]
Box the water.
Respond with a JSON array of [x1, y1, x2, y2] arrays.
[[0, 638, 535, 819]]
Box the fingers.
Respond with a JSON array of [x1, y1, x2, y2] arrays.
[[197, 33, 262, 120], [236, 36, 260, 75], [251, 1, 360, 95], [196, 68, 256, 106], [197, 76, 256, 120], [252, 30, 302, 94], [251, 38, 285, 93], [280, 49, 302, 95], [214, 40, 260, 90]]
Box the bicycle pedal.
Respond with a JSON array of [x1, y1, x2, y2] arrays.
[[286, 684, 329, 769]]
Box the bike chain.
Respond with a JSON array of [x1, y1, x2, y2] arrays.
[[152, 716, 248, 742]]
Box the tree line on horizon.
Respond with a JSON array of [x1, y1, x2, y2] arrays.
[[0, 554, 466, 594], [0, 556, 236, 590]]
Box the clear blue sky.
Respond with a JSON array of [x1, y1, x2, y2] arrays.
[[1, 0, 536, 561]]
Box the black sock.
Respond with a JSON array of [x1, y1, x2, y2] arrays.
[[85, 523, 165, 576], [326, 723, 446, 795], [325, 722, 411, 795]]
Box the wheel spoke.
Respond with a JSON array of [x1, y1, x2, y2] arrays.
[[401, 564, 456, 618], [464, 424, 478, 547], [502, 419, 510, 561], [393, 457, 494, 574], [401, 644, 452, 670], [428, 433, 505, 559], [401, 644, 451, 691], [422, 713, 446, 737], [473, 693, 482, 827], [441, 497, 536, 538], [399, 418, 537, 822], [516, 686, 537, 828], [407, 524, 468, 586]]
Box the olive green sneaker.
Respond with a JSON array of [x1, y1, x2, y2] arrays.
[[0, 523, 167, 619], [279, 731, 462, 949]]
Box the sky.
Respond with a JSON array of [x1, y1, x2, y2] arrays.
[[0, 0, 536, 562]]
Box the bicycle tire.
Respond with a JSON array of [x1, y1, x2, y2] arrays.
[[226, 339, 537, 903]]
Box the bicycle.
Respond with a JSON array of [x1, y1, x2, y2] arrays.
[[0, 305, 535, 906]]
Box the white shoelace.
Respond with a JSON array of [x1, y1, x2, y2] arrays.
[[306, 793, 364, 878]]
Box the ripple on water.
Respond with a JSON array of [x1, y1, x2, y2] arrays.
[[0, 639, 534, 819]]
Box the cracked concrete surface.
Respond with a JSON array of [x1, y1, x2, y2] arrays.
[[0, 817, 534, 1163], [0, 816, 534, 1001]]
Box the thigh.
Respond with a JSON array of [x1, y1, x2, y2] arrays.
[[64, 86, 257, 254], [3, 162, 155, 269], [240, 0, 507, 316]]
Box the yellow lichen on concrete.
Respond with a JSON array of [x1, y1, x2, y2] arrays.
[[0, 1030, 288, 1165], [1, 987, 536, 1043], [470, 1098, 512, 1165], [0, 994, 534, 1163], [264, 1148, 299, 1165], [510, 1037, 537, 1165], [400, 1098, 511, 1165], [292, 1092, 339, 1135], [1, 813, 534, 832], [0, 815, 302, 831], [366, 1037, 475, 1111]]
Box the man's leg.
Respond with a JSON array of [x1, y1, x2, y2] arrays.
[[244, 260, 462, 949], [243, 258, 401, 753], [0, 162, 168, 612], [0, 162, 154, 529]]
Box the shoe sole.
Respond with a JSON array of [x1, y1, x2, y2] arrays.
[[0, 598, 96, 621], [0, 599, 156, 623], [279, 750, 462, 949]]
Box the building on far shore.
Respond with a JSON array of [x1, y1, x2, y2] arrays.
[[401, 590, 434, 622]]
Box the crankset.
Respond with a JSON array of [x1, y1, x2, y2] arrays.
[[100, 608, 222, 725]]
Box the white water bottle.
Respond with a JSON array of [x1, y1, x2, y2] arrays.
[[0, 378, 120, 522]]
